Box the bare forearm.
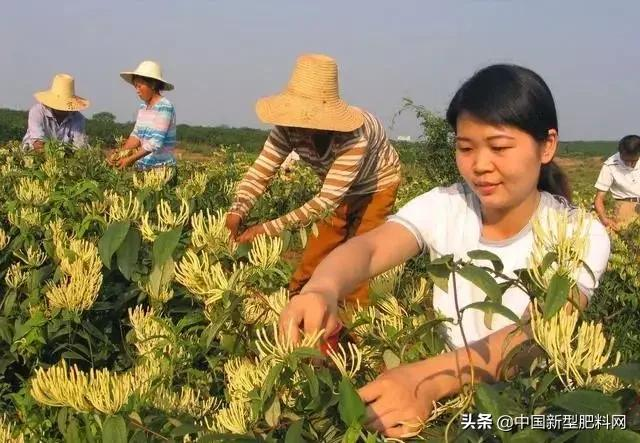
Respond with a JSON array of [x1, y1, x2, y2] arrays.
[[594, 197, 607, 222], [301, 236, 374, 300], [123, 136, 141, 151], [417, 324, 534, 401]]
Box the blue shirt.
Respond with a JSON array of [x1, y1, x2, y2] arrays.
[[131, 97, 177, 170]]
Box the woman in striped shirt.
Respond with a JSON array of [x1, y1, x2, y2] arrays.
[[226, 54, 402, 304], [109, 61, 177, 171]]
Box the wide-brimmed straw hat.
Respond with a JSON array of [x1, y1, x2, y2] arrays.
[[34, 74, 89, 112], [256, 54, 363, 132], [120, 60, 174, 91]]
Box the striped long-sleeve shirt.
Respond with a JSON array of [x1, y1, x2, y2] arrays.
[[229, 109, 401, 235], [130, 97, 177, 170]]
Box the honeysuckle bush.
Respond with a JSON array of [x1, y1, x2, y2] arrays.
[[0, 141, 637, 443]]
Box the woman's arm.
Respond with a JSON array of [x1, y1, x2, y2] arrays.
[[359, 293, 589, 438], [278, 221, 421, 342]]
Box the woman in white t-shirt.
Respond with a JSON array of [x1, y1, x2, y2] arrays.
[[278, 64, 611, 438]]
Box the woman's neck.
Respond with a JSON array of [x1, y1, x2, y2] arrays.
[[146, 94, 162, 107], [481, 191, 541, 241]]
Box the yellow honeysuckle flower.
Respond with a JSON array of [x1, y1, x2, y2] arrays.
[[4, 264, 27, 290], [85, 368, 135, 415], [132, 167, 174, 191], [530, 301, 621, 392], [14, 177, 50, 205], [0, 228, 10, 250], [213, 401, 254, 435], [190, 209, 236, 255], [139, 198, 189, 242], [528, 206, 591, 290], [30, 360, 92, 412], [326, 342, 363, 379], [7, 207, 41, 229], [14, 245, 47, 267], [0, 413, 25, 443], [248, 234, 283, 270], [176, 171, 208, 200], [128, 306, 180, 357], [151, 385, 220, 418], [241, 288, 289, 325], [175, 250, 248, 306], [255, 322, 324, 364], [107, 191, 143, 222], [45, 239, 102, 312]]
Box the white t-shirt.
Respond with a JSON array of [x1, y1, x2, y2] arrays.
[[388, 183, 611, 349], [594, 153, 640, 199]]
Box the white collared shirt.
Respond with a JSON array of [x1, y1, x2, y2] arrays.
[[594, 153, 640, 199]]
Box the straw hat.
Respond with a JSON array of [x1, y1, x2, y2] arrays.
[[256, 54, 363, 132], [120, 60, 174, 91], [34, 74, 89, 112]]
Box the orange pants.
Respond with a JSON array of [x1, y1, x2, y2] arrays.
[[288, 182, 399, 304]]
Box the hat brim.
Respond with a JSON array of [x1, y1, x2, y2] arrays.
[[120, 72, 174, 91], [256, 93, 363, 132], [34, 91, 89, 112]]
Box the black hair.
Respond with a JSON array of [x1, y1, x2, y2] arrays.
[[132, 75, 165, 93], [618, 135, 640, 156], [446, 64, 571, 201]]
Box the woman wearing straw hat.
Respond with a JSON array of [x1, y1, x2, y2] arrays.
[[108, 60, 177, 171], [226, 53, 402, 305], [22, 73, 90, 151]]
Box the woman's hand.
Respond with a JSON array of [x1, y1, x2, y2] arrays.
[[359, 361, 438, 438], [236, 224, 267, 243], [117, 155, 136, 170], [278, 291, 341, 344], [225, 213, 242, 240]]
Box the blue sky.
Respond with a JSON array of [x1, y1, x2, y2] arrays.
[[1, 0, 639, 140]]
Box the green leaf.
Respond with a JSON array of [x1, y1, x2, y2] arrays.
[[509, 429, 550, 443], [264, 397, 281, 428], [458, 264, 502, 302], [102, 415, 127, 443], [540, 251, 558, 274], [430, 254, 454, 266], [531, 372, 557, 407], [98, 221, 131, 269], [64, 417, 82, 443], [550, 430, 580, 443], [3, 291, 17, 316], [474, 383, 521, 428], [285, 420, 304, 443], [343, 424, 361, 443], [116, 227, 141, 280], [601, 363, 640, 383], [463, 301, 521, 326], [575, 429, 640, 443], [260, 362, 284, 400], [544, 273, 571, 319], [152, 227, 182, 266], [280, 230, 292, 251], [467, 249, 504, 272], [338, 377, 365, 427], [426, 263, 451, 292], [551, 390, 622, 416], [148, 257, 174, 298], [382, 349, 401, 370]]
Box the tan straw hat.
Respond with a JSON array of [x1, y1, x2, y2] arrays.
[[120, 60, 174, 91], [34, 74, 89, 112], [256, 53, 364, 132]]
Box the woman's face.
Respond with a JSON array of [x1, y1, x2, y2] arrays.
[[133, 77, 156, 103], [454, 112, 557, 212]]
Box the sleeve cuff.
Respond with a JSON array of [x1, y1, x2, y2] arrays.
[[386, 215, 427, 253]]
